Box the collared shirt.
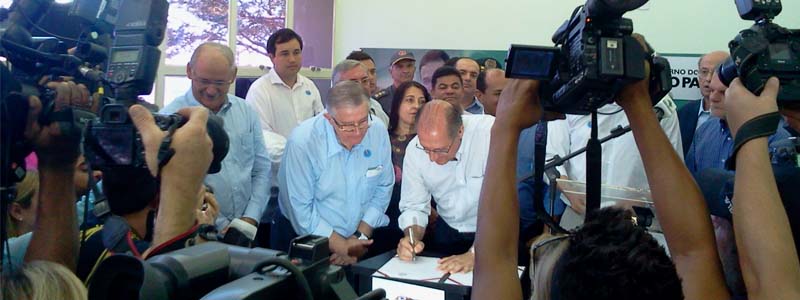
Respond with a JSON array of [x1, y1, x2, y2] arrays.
[[161, 91, 271, 229], [369, 97, 390, 127], [399, 114, 495, 233], [246, 70, 324, 138], [696, 98, 711, 130], [278, 114, 394, 238], [464, 96, 485, 115], [546, 97, 683, 206], [686, 117, 790, 176]]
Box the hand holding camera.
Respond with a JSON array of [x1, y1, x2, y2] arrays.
[[128, 104, 213, 249], [725, 77, 781, 140]]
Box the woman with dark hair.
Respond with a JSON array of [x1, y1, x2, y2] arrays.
[[370, 81, 430, 255]]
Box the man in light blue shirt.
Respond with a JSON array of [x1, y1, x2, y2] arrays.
[[271, 81, 394, 266], [161, 42, 270, 231]]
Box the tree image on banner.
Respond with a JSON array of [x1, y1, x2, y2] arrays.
[[165, 0, 286, 66]]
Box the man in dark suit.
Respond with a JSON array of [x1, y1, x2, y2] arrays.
[[677, 51, 729, 155]]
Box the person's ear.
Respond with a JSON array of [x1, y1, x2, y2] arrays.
[[9, 202, 24, 221]]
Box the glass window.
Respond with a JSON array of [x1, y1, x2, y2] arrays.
[[139, 87, 156, 105], [165, 0, 230, 66], [237, 0, 286, 67], [162, 76, 192, 107]]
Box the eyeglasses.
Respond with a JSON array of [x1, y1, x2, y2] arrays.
[[191, 70, 234, 87], [531, 233, 572, 285], [698, 68, 714, 80], [331, 115, 371, 133], [416, 137, 456, 155], [194, 77, 234, 87]]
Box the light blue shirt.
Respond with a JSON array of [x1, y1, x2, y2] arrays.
[[278, 114, 394, 238], [465, 96, 485, 115], [161, 91, 271, 229], [696, 99, 711, 130], [2, 232, 31, 271]]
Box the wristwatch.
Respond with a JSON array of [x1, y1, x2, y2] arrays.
[[354, 231, 369, 240]]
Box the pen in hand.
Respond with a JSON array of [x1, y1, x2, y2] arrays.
[[410, 217, 418, 261]]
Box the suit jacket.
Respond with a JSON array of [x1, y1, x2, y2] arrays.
[[677, 99, 703, 156]]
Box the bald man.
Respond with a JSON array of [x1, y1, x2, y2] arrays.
[[396, 100, 495, 273], [476, 68, 507, 116], [161, 42, 270, 231], [678, 51, 729, 155]]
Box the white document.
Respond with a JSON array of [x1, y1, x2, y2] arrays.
[[374, 256, 525, 287], [372, 276, 445, 300]]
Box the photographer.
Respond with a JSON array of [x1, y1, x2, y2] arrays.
[[473, 36, 730, 299], [723, 77, 800, 299], [75, 166, 219, 281]]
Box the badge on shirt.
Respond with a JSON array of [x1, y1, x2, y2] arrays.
[[305, 90, 311, 96], [364, 149, 372, 157]]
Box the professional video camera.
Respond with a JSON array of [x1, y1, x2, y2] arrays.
[[717, 0, 800, 107], [1, 0, 228, 173], [88, 236, 386, 300], [505, 0, 671, 114]]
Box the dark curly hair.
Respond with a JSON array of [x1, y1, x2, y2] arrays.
[[549, 207, 683, 300]]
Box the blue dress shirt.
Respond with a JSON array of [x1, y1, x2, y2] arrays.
[[278, 114, 394, 238], [464, 96, 485, 115], [161, 91, 271, 229], [686, 117, 790, 176]]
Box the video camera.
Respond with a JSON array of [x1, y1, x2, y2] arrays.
[[717, 0, 800, 107], [1, 0, 228, 175], [505, 0, 672, 114], [87, 236, 383, 300]]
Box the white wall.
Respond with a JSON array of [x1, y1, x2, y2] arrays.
[[333, 0, 800, 62]]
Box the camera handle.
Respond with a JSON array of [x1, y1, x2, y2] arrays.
[[585, 111, 602, 221]]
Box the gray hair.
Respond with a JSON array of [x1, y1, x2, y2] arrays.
[[327, 80, 368, 116], [332, 59, 366, 84], [189, 42, 236, 71]]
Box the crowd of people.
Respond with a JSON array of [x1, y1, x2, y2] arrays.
[[1, 26, 799, 300]]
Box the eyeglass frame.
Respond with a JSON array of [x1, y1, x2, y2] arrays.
[[330, 114, 372, 133], [189, 69, 235, 88], [415, 136, 457, 155], [530, 233, 573, 289]]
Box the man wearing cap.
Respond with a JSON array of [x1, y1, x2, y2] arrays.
[[374, 50, 416, 115]]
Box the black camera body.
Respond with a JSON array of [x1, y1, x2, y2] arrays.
[[84, 104, 183, 169], [506, 0, 671, 114], [717, 0, 800, 107], [88, 237, 361, 300]]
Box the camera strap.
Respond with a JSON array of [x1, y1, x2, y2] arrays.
[[156, 122, 182, 174], [725, 111, 782, 170]]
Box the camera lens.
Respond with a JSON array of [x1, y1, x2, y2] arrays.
[[717, 57, 738, 87]]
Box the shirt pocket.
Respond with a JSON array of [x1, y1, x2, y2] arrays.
[[235, 132, 255, 167], [363, 165, 384, 203]]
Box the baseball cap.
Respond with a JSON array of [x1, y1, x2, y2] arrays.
[[390, 50, 415, 66]]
